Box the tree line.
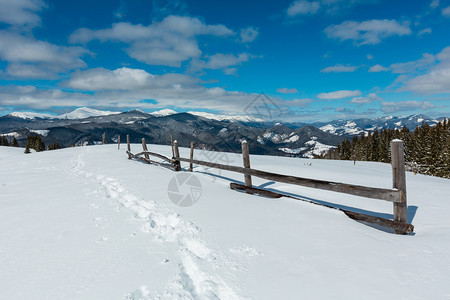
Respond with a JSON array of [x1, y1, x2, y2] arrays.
[[318, 120, 450, 179], [1, 135, 60, 153]]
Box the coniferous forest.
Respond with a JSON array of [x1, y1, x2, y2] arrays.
[[318, 120, 450, 179]]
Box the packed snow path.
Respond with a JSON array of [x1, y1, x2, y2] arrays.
[[1, 144, 450, 299]]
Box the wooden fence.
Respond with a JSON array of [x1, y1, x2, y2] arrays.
[[124, 135, 413, 234]]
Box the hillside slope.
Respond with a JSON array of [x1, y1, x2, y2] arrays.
[[1, 145, 449, 299]]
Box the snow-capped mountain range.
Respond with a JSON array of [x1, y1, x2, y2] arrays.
[[10, 107, 121, 120], [1, 107, 448, 158]]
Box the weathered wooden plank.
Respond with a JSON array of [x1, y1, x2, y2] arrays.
[[142, 138, 150, 160], [391, 139, 408, 234], [176, 157, 401, 202], [126, 135, 131, 159], [241, 141, 252, 189], [173, 140, 181, 171], [118, 135, 120, 150], [230, 183, 414, 234], [131, 151, 174, 164], [190, 142, 194, 172], [102, 132, 106, 144], [127, 151, 175, 169]]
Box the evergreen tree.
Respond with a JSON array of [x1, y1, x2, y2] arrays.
[[47, 142, 61, 150], [0, 136, 9, 146], [11, 137, 19, 147]]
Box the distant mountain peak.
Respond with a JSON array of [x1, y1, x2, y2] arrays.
[[150, 109, 177, 117], [60, 107, 121, 119]]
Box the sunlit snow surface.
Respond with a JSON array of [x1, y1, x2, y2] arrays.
[[1, 145, 450, 299]]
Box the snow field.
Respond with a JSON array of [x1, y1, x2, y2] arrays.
[[1, 144, 450, 299]]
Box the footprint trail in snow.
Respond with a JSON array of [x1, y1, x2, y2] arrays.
[[68, 147, 259, 299]]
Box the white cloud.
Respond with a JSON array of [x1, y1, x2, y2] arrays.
[[190, 53, 254, 73], [381, 101, 435, 113], [288, 98, 312, 107], [418, 28, 432, 36], [366, 54, 373, 60], [317, 90, 361, 99], [321, 64, 358, 73], [69, 16, 235, 67], [399, 47, 450, 94], [430, 0, 439, 8], [0, 31, 88, 78], [277, 88, 299, 94], [0, 0, 46, 28], [368, 64, 389, 72], [240, 27, 259, 43], [65, 67, 198, 91], [350, 93, 381, 104], [287, 0, 320, 16], [325, 19, 411, 45], [390, 53, 436, 74], [442, 6, 450, 16]]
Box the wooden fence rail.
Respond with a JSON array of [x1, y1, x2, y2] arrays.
[[125, 138, 412, 234]]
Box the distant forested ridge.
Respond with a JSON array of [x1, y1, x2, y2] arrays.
[[318, 120, 450, 179]]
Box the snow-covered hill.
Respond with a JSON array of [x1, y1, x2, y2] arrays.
[[1, 145, 449, 299], [8, 107, 121, 120]]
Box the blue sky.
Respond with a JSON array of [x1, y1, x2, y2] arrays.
[[0, 0, 449, 122]]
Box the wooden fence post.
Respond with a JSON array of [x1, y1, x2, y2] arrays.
[[173, 140, 181, 171], [126, 135, 131, 159], [241, 140, 252, 189], [170, 135, 174, 158], [190, 141, 194, 172], [118, 135, 120, 150], [391, 139, 407, 234], [102, 132, 106, 144], [142, 138, 150, 160]]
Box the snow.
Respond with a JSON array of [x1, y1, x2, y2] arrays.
[[150, 109, 178, 117], [1, 145, 450, 299], [278, 147, 306, 154], [319, 123, 364, 136], [188, 111, 264, 122], [61, 107, 120, 119], [9, 107, 120, 120], [29, 129, 50, 136], [1, 132, 21, 138], [9, 112, 55, 119], [282, 134, 299, 143]]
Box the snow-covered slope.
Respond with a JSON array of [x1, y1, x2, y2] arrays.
[[150, 109, 178, 117], [8, 107, 120, 120], [1, 145, 450, 299], [188, 111, 264, 122], [9, 111, 56, 120], [60, 107, 121, 119]]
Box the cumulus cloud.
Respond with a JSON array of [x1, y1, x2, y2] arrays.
[[317, 90, 361, 99], [321, 64, 358, 73], [287, 0, 320, 16], [368, 64, 389, 72], [399, 47, 450, 94], [0, 0, 46, 28], [64, 67, 198, 91], [324, 19, 411, 45], [190, 53, 254, 74], [277, 88, 299, 94], [390, 53, 436, 74], [381, 101, 435, 113], [350, 93, 381, 104], [0, 31, 88, 78], [240, 27, 259, 43], [418, 28, 432, 36], [442, 6, 450, 16], [430, 0, 439, 8], [69, 15, 235, 67]]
